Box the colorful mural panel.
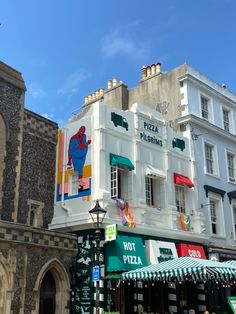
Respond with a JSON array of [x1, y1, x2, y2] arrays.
[[56, 123, 92, 201]]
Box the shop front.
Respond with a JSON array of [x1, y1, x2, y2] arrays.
[[123, 253, 236, 314], [105, 234, 147, 314], [207, 246, 236, 313]]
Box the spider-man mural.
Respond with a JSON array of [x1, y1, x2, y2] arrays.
[[67, 126, 91, 189]]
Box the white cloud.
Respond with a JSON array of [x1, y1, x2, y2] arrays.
[[57, 69, 90, 95], [41, 112, 55, 120], [101, 29, 149, 60], [28, 84, 46, 98]]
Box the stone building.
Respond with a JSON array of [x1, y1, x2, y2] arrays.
[[0, 61, 77, 314]]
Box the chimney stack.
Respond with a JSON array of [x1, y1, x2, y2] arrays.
[[142, 66, 147, 79], [112, 77, 118, 87], [108, 80, 112, 89], [99, 88, 104, 96], [151, 64, 156, 75], [146, 66, 151, 77], [141, 62, 162, 79], [156, 62, 161, 74]]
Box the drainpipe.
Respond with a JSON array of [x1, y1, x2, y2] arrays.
[[61, 127, 72, 215]]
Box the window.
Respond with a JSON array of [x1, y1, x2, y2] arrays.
[[145, 177, 154, 206], [145, 173, 165, 209], [233, 205, 236, 237], [223, 108, 230, 132], [69, 172, 79, 195], [210, 200, 217, 234], [205, 143, 214, 174], [175, 185, 185, 213], [111, 166, 118, 198], [27, 200, 43, 227], [111, 166, 128, 199], [227, 152, 235, 182], [201, 96, 209, 120], [208, 196, 224, 236]]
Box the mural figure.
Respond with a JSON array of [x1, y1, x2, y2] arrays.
[[67, 126, 91, 189]]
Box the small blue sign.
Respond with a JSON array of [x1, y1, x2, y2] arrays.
[[92, 266, 100, 282]]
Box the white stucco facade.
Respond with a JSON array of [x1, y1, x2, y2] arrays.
[[177, 65, 236, 255], [50, 101, 206, 243]]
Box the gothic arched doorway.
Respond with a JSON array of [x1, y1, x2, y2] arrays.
[[39, 271, 56, 314], [34, 258, 71, 314]]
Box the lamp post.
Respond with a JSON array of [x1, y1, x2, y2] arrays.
[[89, 201, 107, 314]]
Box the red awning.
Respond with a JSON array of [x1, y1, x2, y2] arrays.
[[176, 243, 206, 259], [173, 172, 194, 188]]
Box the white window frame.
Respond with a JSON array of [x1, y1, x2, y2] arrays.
[[222, 107, 230, 132], [210, 200, 217, 235], [175, 185, 186, 213], [111, 166, 118, 199], [145, 176, 154, 206], [205, 143, 214, 174], [208, 193, 225, 237], [232, 203, 236, 240], [199, 92, 213, 123], [68, 172, 79, 195], [227, 151, 236, 183], [110, 166, 128, 200], [201, 95, 209, 120], [204, 141, 218, 177]]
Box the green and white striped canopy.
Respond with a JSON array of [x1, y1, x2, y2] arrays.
[[224, 260, 236, 267], [122, 257, 236, 283]]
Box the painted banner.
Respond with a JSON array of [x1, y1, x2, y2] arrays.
[[56, 119, 92, 202]]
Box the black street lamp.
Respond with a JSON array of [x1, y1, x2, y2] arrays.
[[89, 201, 107, 314]]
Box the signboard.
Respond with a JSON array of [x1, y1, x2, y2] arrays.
[[105, 224, 117, 242], [139, 118, 163, 147], [106, 235, 147, 272], [176, 243, 206, 259], [74, 235, 93, 314], [227, 296, 236, 313], [145, 240, 178, 265], [92, 266, 100, 282]]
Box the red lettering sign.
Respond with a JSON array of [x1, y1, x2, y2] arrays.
[[176, 243, 206, 259]]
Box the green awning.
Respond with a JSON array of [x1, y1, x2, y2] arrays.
[[110, 153, 135, 171], [122, 256, 236, 283], [106, 235, 147, 272]]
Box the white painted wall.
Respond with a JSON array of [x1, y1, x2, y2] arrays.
[[181, 72, 236, 248], [50, 101, 205, 242]]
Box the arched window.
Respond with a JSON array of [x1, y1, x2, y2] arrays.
[[39, 271, 56, 314]]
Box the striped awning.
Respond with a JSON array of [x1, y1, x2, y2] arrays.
[[224, 260, 236, 266], [122, 256, 236, 283]]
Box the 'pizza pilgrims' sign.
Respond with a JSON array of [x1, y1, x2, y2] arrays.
[[139, 119, 163, 147]]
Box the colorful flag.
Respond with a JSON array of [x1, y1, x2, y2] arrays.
[[116, 199, 127, 226], [123, 201, 136, 227], [180, 213, 191, 231]]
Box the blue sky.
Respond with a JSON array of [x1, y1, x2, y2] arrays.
[[1, 0, 236, 125]]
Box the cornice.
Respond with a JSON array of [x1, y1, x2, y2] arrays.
[[179, 73, 236, 106], [177, 114, 236, 143]]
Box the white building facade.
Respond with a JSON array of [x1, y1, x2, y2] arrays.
[[51, 101, 206, 239], [51, 100, 208, 314], [176, 65, 236, 261]]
